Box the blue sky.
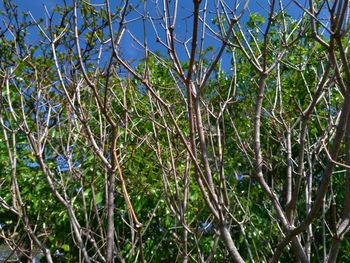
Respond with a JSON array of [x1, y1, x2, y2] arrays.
[[9, 0, 306, 70]]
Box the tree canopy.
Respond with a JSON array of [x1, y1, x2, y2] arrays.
[[1, 0, 350, 262]]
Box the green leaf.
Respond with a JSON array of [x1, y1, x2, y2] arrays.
[[95, 192, 103, 204], [61, 244, 70, 251]]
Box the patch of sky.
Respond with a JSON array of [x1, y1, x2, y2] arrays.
[[235, 95, 244, 102], [236, 173, 244, 181], [197, 220, 215, 235], [323, 106, 338, 117], [16, 144, 40, 168], [56, 146, 82, 172], [13, 1, 305, 66]]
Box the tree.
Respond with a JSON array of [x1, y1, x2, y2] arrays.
[[0, 0, 350, 262]]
